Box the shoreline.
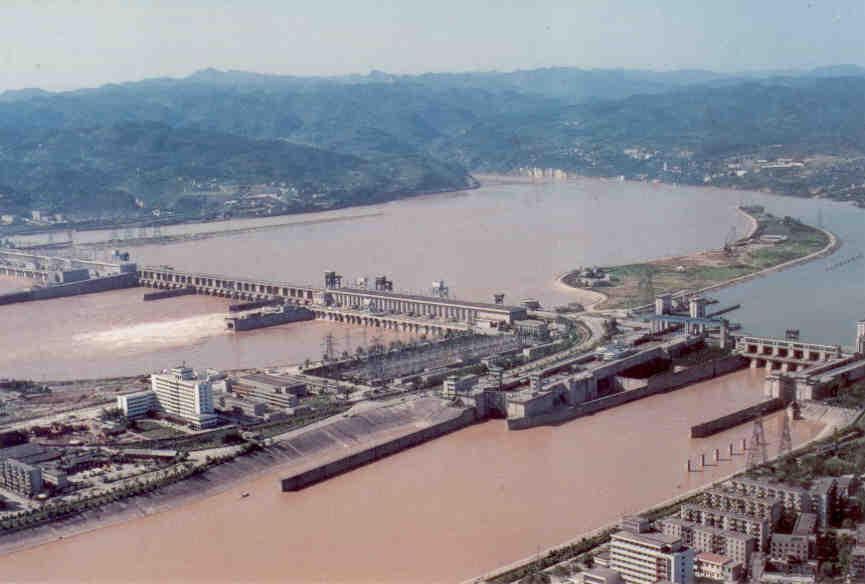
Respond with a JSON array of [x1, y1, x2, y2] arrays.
[[558, 206, 839, 312], [0, 397, 469, 558], [470, 404, 856, 584]]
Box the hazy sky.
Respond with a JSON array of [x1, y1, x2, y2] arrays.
[[1, 0, 863, 92]]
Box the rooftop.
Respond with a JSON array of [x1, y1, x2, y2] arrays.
[[240, 373, 307, 388], [793, 513, 817, 535], [696, 551, 733, 565], [612, 529, 681, 547]]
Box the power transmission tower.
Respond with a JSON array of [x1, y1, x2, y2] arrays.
[[746, 417, 768, 469], [778, 411, 792, 458], [637, 267, 655, 307], [321, 333, 336, 361], [343, 328, 352, 358]]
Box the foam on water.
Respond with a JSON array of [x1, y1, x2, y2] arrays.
[[72, 312, 228, 354]]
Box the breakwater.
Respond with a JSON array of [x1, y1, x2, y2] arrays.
[[507, 355, 747, 430], [281, 408, 477, 491], [0, 273, 138, 306], [691, 398, 784, 438]]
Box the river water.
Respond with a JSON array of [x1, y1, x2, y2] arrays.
[[0, 177, 858, 581], [0, 369, 823, 583]]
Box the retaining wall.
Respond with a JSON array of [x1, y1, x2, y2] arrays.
[[507, 355, 748, 430], [690, 398, 784, 438], [281, 408, 477, 491]]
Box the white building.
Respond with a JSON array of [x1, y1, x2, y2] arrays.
[[116, 391, 157, 419], [149, 366, 218, 429], [610, 529, 695, 584]]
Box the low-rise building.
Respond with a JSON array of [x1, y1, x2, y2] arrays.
[[116, 391, 157, 419], [769, 534, 810, 562], [694, 551, 742, 582], [582, 566, 624, 584]]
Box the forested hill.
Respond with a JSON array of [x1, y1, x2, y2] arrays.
[[0, 66, 863, 219]]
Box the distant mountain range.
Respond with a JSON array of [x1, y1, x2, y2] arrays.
[[0, 65, 863, 218]]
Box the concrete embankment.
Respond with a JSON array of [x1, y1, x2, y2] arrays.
[[690, 398, 784, 438], [507, 356, 747, 430], [0, 397, 469, 557], [281, 408, 477, 491], [0, 273, 138, 306]]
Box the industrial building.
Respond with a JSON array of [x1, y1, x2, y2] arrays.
[[217, 395, 268, 418], [442, 374, 480, 399], [230, 373, 306, 409]]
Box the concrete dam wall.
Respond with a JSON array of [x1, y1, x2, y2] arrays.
[[508, 355, 748, 430], [281, 408, 477, 491], [0, 272, 138, 305]]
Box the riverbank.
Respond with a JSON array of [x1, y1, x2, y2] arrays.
[[560, 206, 838, 310], [473, 401, 858, 584], [0, 396, 467, 557]]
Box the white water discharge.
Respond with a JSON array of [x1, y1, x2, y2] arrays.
[[73, 312, 228, 354]]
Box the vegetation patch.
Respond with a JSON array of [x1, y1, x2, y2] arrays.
[[563, 209, 830, 309]]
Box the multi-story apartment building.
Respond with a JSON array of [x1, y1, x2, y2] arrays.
[[609, 529, 695, 584], [727, 478, 814, 516], [0, 458, 43, 496], [690, 524, 756, 567], [703, 488, 782, 525], [148, 366, 219, 429], [809, 478, 836, 529], [680, 503, 771, 551], [657, 517, 696, 546]]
